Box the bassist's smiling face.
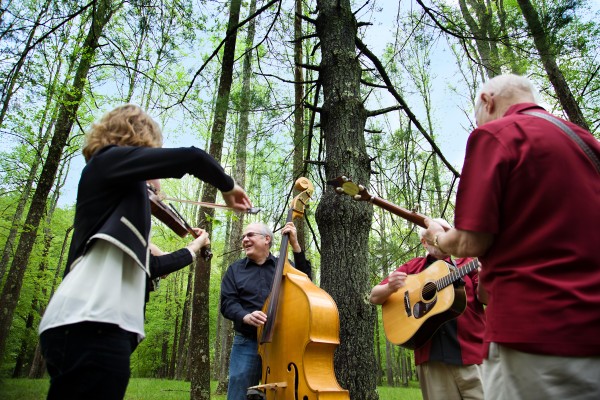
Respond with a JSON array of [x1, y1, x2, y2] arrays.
[[242, 223, 271, 265]]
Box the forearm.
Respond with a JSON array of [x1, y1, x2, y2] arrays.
[[369, 284, 394, 305], [433, 229, 493, 258], [149, 249, 193, 278]]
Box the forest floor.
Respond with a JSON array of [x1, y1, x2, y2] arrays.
[[0, 377, 423, 399]]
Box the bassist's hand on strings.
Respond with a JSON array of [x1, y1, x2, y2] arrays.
[[281, 221, 301, 252], [243, 310, 267, 327]]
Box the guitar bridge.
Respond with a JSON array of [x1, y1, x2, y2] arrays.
[[404, 291, 412, 317]]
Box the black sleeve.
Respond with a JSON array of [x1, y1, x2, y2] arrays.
[[92, 146, 235, 192], [292, 251, 313, 281], [149, 248, 194, 278]]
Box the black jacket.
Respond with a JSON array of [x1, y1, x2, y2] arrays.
[[64, 145, 234, 276]]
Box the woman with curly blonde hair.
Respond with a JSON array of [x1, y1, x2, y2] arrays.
[[39, 104, 252, 400], [82, 104, 163, 161]]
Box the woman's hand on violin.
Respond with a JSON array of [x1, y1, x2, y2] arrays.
[[243, 310, 267, 327], [186, 228, 210, 256], [222, 183, 253, 212], [282, 222, 301, 252]]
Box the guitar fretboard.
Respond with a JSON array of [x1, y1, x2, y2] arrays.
[[436, 259, 479, 289]]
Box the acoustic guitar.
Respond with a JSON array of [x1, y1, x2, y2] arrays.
[[327, 176, 479, 349], [380, 258, 479, 349]]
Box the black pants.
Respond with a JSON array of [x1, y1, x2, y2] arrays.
[[40, 322, 138, 400]]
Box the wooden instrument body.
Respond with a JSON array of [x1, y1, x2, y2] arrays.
[[255, 177, 349, 400], [257, 263, 349, 399], [382, 260, 466, 349]]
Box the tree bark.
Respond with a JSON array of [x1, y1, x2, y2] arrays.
[[293, 0, 307, 249], [314, 1, 378, 398], [214, 0, 257, 393], [0, 0, 117, 362], [190, 0, 242, 398], [516, 0, 589, 130]]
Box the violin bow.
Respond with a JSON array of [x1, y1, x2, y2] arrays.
[[168, 203, 213, 261], [161, 196, 261, 215]]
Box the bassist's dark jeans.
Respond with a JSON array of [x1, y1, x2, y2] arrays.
[[40, 322, 138, 400]]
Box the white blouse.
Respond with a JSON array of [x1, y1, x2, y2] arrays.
[[39, 239, 147, 342]]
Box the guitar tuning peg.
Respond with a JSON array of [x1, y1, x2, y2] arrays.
[[335, 187, 343, 193], [358, 184, 365, 191], [353, 195, 361, 201]]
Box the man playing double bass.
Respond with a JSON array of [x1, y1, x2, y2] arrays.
[[220, 221, 312, 400], [369, 219, 486, 400]]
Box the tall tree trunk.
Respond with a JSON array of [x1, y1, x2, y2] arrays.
[[29, 225, 73, 379], [0, 42, 70, 286], [0, 0, 52, 128], [175, 268, 193, 380], [460, 0, 504, 78], [293, 0, 307, 249], [314, 1, 378, 399], [0, 0, 117, 362], [16, 188, 59, 377], [516, 0, 589, 130], [215, 2, 257, 391], [190, 1, 242, 398]]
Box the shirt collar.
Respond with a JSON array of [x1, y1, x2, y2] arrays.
[[503, 102, 545, 117], [243, 253, 276, 268]]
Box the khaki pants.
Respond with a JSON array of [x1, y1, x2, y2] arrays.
[[483, 342, 600, 400], [417, 361, 484, 400]]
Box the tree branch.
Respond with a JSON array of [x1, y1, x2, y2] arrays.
[[356, 37, 461, 178]]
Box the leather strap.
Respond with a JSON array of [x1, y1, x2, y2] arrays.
[[522, 111, 600, 174]]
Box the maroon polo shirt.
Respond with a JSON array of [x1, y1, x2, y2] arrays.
[[455, 103, 600, 356]]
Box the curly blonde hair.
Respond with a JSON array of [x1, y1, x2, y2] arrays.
[[82, 104, 163, 161]]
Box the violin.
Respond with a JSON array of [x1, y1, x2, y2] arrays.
[[147, 185, 212, 261]]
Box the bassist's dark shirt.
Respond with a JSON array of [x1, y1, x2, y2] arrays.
[[220, 252, 312, 340]]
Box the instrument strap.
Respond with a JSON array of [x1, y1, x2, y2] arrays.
[[522, 111, 600, 175]]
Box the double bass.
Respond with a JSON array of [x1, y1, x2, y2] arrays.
[[252, 177, 349, 400]]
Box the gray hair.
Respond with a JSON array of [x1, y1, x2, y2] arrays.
[[479, 74, 540, 103], [252, 222, 274, 248]]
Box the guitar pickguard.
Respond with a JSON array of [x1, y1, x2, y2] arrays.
[[413, 298, 438, 319], [411, 281, 438, 319]]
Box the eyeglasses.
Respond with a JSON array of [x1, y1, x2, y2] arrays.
[[240, 232, 265, 241]]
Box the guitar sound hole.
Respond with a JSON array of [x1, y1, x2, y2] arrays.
[[422, 282, 437, 301]]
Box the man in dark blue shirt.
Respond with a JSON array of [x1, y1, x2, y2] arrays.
[[220, 221, 312, 400]]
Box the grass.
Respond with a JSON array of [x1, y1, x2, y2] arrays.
[[0, 378, 423, 399]]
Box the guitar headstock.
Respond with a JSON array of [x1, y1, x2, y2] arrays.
[[291, 177, 314, 220], [326, 176, 372, 202]]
